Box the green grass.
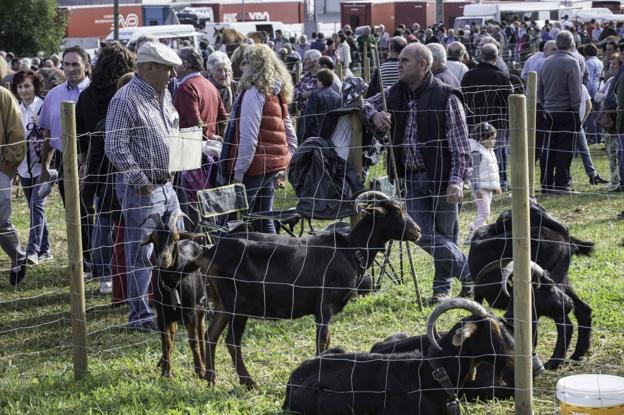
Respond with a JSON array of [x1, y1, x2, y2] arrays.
[[1, 145, 623, 414]]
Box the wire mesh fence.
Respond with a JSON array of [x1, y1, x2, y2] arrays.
[[0, 81, 623, 414]]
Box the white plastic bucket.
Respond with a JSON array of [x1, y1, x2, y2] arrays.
[[557, 374, 624, 415]]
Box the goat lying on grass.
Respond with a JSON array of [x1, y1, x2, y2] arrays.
[[468, 202, 594, 369], [283, 299, 515, 414], [140, 213, 208, 378], [192, 191, 421, 389], [368, 261, 570, 401]]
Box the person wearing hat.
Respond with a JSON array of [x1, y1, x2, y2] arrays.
[[105, 41, 184, 330]]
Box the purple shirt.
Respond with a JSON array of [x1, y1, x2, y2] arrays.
[[39, 78, 90, 152]]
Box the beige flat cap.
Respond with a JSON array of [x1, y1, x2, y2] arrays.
[[137, 41, 182, 67]]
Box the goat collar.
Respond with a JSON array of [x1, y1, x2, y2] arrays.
[[427, 360, 461, 414]]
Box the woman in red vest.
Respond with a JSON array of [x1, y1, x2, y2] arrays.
[[225, 44, 297, 233]]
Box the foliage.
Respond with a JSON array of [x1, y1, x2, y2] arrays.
[[0, 146, 623, 414], [0, 0, 66, 56]]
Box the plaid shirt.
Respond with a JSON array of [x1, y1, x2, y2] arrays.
[[363, 90, 471, 186], [294, 72, 318, 111], [105, 75, 179, 189]]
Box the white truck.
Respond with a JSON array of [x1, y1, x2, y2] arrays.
[[453, 1, 590, 29]]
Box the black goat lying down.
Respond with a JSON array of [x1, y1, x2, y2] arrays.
[[368, 261, 569, 402], [283, 299, 515, 415], [193, 191, 421, 389], [468, 202, 594, 369], [140, 213, 208, 378]]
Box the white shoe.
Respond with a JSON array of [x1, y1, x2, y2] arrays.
[[37, 252, 53, 263], [99, 281, 113, 294], [26, 253, 39, 265]]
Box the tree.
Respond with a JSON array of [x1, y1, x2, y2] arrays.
[[0, 0, 66, 56]]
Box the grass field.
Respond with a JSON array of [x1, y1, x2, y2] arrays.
[[0, 145, 623, 414]]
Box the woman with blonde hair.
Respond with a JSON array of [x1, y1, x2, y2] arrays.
[[220, 44, 297, 233]]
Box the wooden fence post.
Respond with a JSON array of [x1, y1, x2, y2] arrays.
[[336, 61, 344, 82], [526, 71, 537, 198], [363, 42, 371, 83], [62, 101, 88, 380], [349, 113, 363, 228], [509, 94, 533, 415]]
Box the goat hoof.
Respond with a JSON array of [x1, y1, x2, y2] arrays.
[[241, 378, 259, 391], [543, 359, 564, 370]]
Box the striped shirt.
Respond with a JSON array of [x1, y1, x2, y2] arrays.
[[379, 59, 399, 89], [105, 75, 179, 189]]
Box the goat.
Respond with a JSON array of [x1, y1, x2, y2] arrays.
[[192, 191, 421, 389], [468, 203, 594, 369], [140, 213, 208, 378], [283, 299, 515, 414], [368, 261, 571, 401]]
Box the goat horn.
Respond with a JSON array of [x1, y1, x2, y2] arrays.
[[501, 261, 514, 298], [530, 262, 545, 288], [169, 211, 191, 230], [354, 191, 392, 213], [426, 298, 490, 351]]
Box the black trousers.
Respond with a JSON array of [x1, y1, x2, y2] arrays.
[[539, 110, 580, 191]]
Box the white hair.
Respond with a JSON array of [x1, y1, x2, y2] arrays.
[[303, 49, 322, 62], [206, 51, 232, 74], [426, 43, 447, 65]]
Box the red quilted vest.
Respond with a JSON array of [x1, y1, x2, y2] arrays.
[[227, 91, 290, 177]]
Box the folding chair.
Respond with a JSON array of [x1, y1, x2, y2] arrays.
[[197, 183, 305, 240], [196, 183, 249, 244]]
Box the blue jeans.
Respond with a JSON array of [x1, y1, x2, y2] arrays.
[[575, 128, 597, 178], [495, 129, 509, 187], [19, 175, 50, 256], [243, 171, 278, 234], [115, 176, 182, 325], [405, 172, 470, 294], [91, 196, 113, 284]]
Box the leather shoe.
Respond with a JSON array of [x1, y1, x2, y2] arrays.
[[9, 262, 26, 286], [425, 292, 451, 306], [589, 175, 609, 185]]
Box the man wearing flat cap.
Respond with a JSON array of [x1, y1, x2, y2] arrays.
[[105, 41, 184, 330]]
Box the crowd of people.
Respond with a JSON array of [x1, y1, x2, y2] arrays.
[[1, 15, 623, 327]]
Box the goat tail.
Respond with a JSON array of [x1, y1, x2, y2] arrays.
[[569, 236, 595, 256]]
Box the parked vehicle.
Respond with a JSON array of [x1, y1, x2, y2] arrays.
[[176, 7, 215, 29], [574, 7, 624, 22], [453, 1, 588, 28], [105, 24, 204, 50]]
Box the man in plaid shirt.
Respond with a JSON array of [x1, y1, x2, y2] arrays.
[[105, 42, 183, 330], [363, 43, 473, 305]]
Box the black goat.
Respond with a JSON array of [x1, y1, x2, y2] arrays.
[[140, 213, 208, 378], [192, 191, 421, 389], [283, 299, 515, 414], [468, 203, 594, 369], [368, 261, 569, 401]]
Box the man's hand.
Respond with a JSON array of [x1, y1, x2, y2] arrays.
[[372, 111, 392, 131], [275, 170, 287, 189], [447, 183, 463, 204], [139, 184, 154, 196]]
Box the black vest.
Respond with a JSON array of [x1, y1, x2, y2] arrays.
[[386, 72, 461, 194]]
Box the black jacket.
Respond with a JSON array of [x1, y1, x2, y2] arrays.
[[461, 61, 513, 130], [301, 86, 341, 140]]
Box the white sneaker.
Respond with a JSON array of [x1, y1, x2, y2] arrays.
[[99, 281, 113, 294], [37, 252, 53, 263], [26, 253, 39, 265]]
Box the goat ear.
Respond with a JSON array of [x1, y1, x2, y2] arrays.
[[140, 233, 154, 246], [364, 206, 386, 216], [452, 322, 479, 347]]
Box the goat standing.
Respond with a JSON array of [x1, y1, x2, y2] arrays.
[[193, 191, 421, 389], [141, 213, 208, 378]]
